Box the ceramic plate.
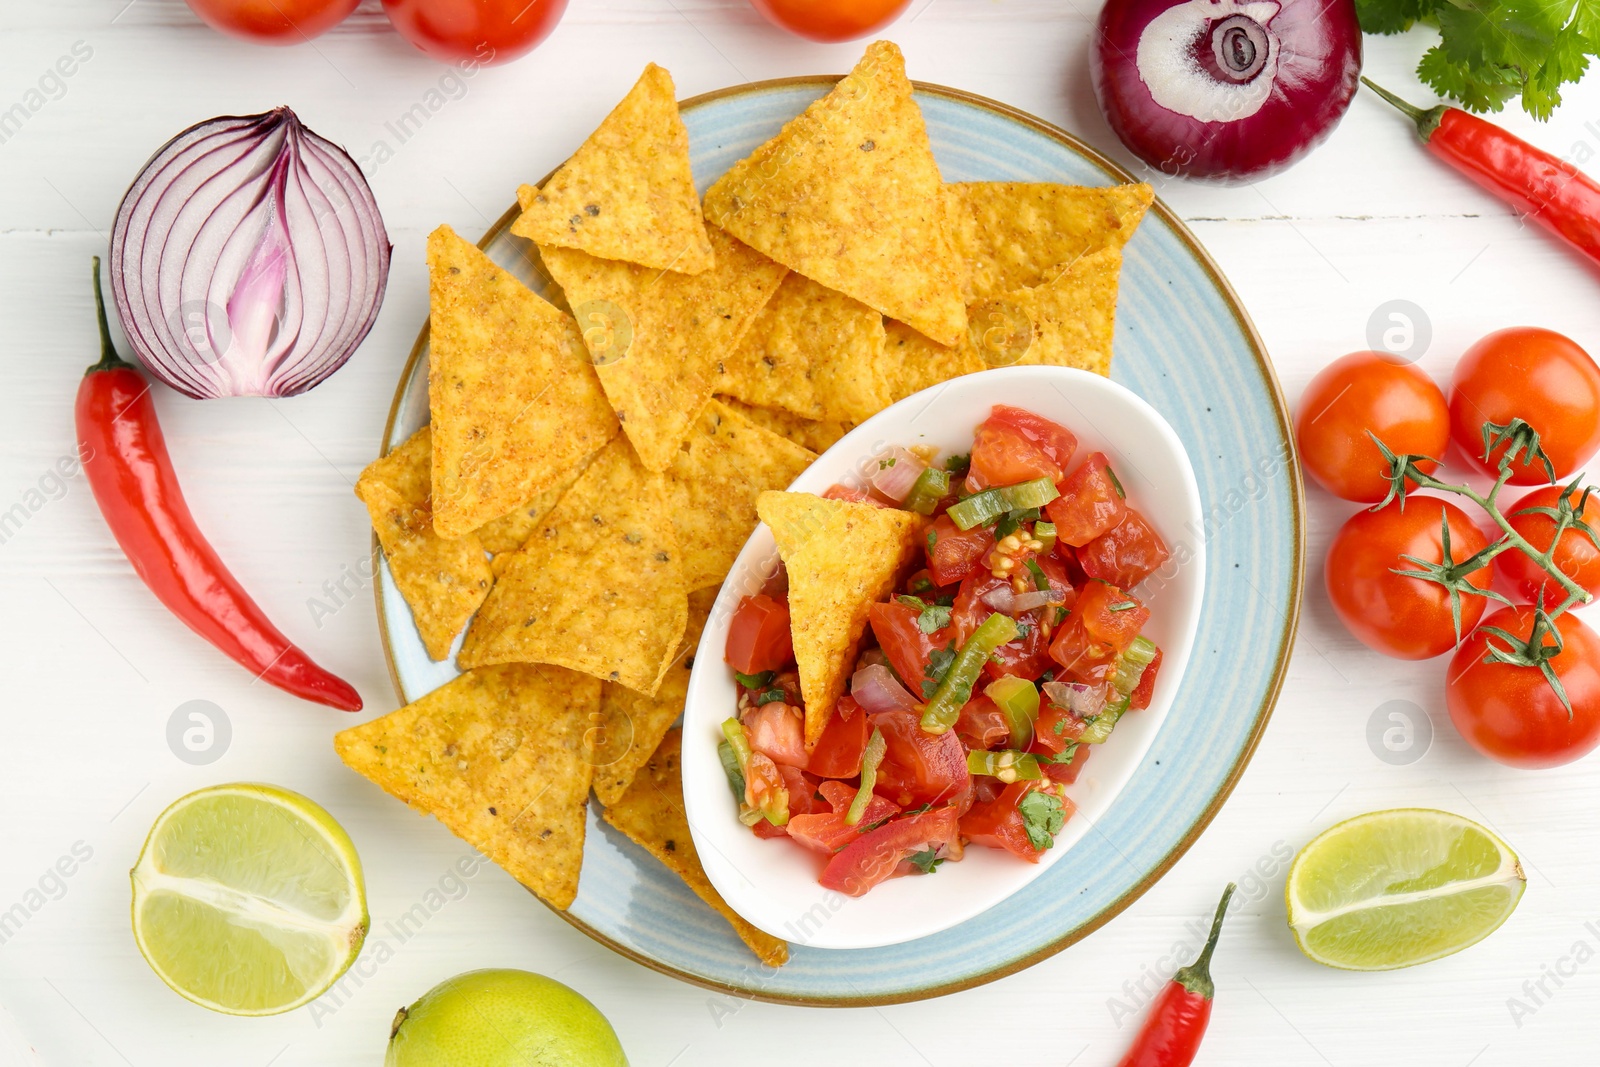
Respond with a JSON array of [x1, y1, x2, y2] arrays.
[[375, 77, 1304, 1006]]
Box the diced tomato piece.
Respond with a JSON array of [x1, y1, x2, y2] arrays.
[[836, 693, 861, 722], [960, 781, 1074, 863], [871, 708, 970, 808], [751, 818, 787, 839], [1040, 742, 1091, 785], [869, 601, 955, 695], [1130, 647, 1163, 710], [744, 750, 786, 817], [787, 781, 903, 855], [745, 703, 808, 768], [987, 406, 1078, 470], [1032, 703, 1088, 756], [967, 406, 1078, 492], [1046, 453, 1127, 547], [955, 695, 1011, 751], [725, 594, 794, 675], [808, 704, 871, 778], [1050, 580, 1148, 676], [818, 807, 960, 896], [950, 572, 1055, 682], [926, 514, 996, 586], [1079, 508, 1172, 588], [779, 764, 828, 818]]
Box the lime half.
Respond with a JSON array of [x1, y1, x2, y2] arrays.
[[1286, 808, 1525, 971], [131, 783, 368, 1015]]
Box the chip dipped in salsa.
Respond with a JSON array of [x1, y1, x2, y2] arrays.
[[718, 405, 1172, 897]]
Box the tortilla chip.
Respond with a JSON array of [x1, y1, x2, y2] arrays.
[[714, 397, 852, 454], [670, 400, 817, 592], [511, 64, 714, 276], [427, 225, 619, 538], [472, 458, 591, 555], [980, 247, 1122, 377], [355, 426, 493, 661], [714, 273, 889, 424], [880, 317, 985, 403], [459, 436, 688, 695], [540, 227, 789, 472], [703, 41, 965, 347], [948, 182, 1151, 301], [756, 491, 923, 746], [592, 588, 716, 806], [602, 729, 788, 966], [333, 664, 598, 910]]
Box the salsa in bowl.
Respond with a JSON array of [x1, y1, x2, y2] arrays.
[[681, 366, 1204, 949]]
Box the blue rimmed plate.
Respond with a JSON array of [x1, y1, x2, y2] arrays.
[[375, 77, 1303, 1005]]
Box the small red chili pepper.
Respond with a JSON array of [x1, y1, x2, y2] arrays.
[[77, 258, 362, 712], [1116, 883, 1235, 1067], [1364, 78, 1600, 270]]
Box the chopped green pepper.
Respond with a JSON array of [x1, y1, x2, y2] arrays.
[[945, 477, 1060, 530], [717, 740, 745, 804], [984, 675, 1040, 747], [1079, 695, 1130, 744], [966, 748, 1042, 782], [902, 466, 951, 515], [844, 727, 887, 826], [721, 717, 787, 825], [1110, 636, 1159, 695], [920, 612, 1019, 733], [1033, 521, 1057, 554]]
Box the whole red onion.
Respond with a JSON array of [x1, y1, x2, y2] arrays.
[[1092, 0, 1362, 182]]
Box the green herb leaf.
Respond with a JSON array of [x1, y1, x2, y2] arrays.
[[907, 848, 945, 874], [921, 643, 957, 700], [1105, 464, 1126, 499], [1025, 558, 1050, 592], [904, 802, 934, 816], [908, 573, 934, 594], [926, 529, 939, 553], [1109, 600, 1139, 612], [733, 670, 774, 690], [1018, 789, 1066, 851], [754, 688, 787, 706], [945, 453, 971, 475], [1043, 741, 1080, 764]]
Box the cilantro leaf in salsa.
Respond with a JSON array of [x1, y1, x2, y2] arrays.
[[921, 643, 957, 699], [945, 453, 971, 476], [754, 687, 787, 706], [734, 670, 775, 690], [1018, 790, 1066, 851], [1043, 741, 1080, 764], [908, 848, 944, 874], [897, 594, 951, 634]]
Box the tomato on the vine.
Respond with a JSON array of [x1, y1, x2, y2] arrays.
[[1447, 606, 1600, 768], [1295, 350, 1449, 503], [1449, 327, 1600, 485], [183, 0, 357, 43], [382, 0, 568, 65], [1325, 499, 1492, 660], [1496, 485, 1600, 605], [747, 0, 913, 42]]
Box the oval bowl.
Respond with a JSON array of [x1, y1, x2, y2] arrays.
[[681, 366, 1205, 949]]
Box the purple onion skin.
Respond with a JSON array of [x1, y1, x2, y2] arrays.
[[1092, 0, 1362, 183]]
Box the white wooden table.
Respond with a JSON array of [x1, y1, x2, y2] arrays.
[[3, 1, 1598, 1063]]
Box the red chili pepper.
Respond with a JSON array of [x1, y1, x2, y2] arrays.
[[1116, 883, 1235, 1067], [77, 258, 362, 712], [1365, 78, 1600, 269]]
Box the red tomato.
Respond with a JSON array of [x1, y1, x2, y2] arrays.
[[744, 703, 807, 768], [1078, 508, 1171, 588], [1050, 580, 1148, 676], [1039, 743, 1091, 785], [1325, 499, 1491, 660], [955, 696, 1011, 751], [1497, 485, 1600, 604], [868, 601, 954, 693], [808, 704, 871, 778], [968, 424, 1062, 493], [960, 781, 1073, 863], [382, 0, 567, 65], [818, 807, 959, 896], [779, 764, 828, 819], [949, 573, 1055, 682], [926, 514, 995, 586], [1450, 327, 1600, 484], [725, 594, 793, 675], [1295, 351, 1449, 503], [1046, 452, 1127, 546], [747, 0, 911, 41], [1031, 703, 1086, 756], [988, 406, 1078, 470], [183, 0, 357, 42], [870, 709, 970, 808], [1129, 647, 1163, 710], [1447, 606, 1600, 767], [744, 750, 787, 817], [787, 796, 901, 854]]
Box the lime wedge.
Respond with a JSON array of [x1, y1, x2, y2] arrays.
[[131, 783, 368, 1015], [1286, 808, 1524, 971]]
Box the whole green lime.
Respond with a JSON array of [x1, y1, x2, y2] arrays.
[[385, 969, 628, 1067]]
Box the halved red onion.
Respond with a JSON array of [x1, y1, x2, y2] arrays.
[[851, 663, 920, 713], [109, 107, 390, 399], [981, 586, 1067, 614], [1044, 680, 1110, 720], [868, 445, 927, 503]]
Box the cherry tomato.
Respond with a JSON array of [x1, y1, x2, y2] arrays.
[[382, 0, 568, 65], [869, 708, 969, 808], [747, 0, 913, 42], [818, 806, 959, 896], [1296, 351, 1448, 503], [725, 594, 793, 675], [1078, 507, 1171, 588], [183, 0, 357, 43], [1447, 606, 1600, 768], [1325, 499, 1491, 660], [925, 514, 995, 586], [1450, 327, 1600, 485], [1046, 452, 1126, 546], [1497, 485, 1600, 605]]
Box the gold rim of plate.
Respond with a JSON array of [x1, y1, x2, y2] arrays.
[[370, 74, 1307, 1008]]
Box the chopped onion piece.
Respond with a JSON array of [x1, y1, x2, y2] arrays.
[[981, 586, 1066, 614], [851, 663, 920, 713], [1044, 680, 1110, 720], [868, 445, 928, 503]]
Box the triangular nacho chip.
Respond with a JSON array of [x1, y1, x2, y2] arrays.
[[602, 729, 788, 967], [355, 426, 493, 660], [879, 317, 986, 403], [592, 588, 716, 806], [460, 437, 688, 695], [540, 227, 788, 472], [948, 182, 1151, 301], [714, 273, 890, 424], [426, 225, 619, 538], [670, 400, 817, 592], [714, 396, 853, 454], [511, 64, 714, 275], [973, 247, 1123, 377], [472, 456, 592, 556], [333, 664, 598, 910], [756, 491, 923, 746], [703, 41, 966, 346]]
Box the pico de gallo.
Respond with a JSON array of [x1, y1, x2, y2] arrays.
[[720, 405, 1172, 897]]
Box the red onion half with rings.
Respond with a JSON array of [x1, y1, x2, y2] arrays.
[[109, 107, 390, 398], [1092, 0, 1362, 182]]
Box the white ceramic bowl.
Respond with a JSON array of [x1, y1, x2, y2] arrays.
[[681, 366, 1205, 950]]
